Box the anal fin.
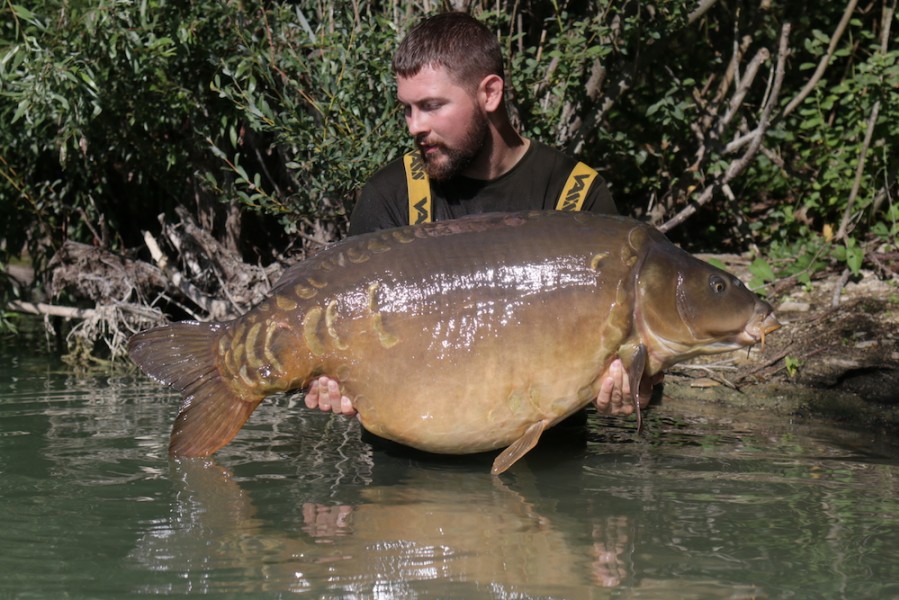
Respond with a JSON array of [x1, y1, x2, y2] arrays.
[[491, 420, 548, 476]]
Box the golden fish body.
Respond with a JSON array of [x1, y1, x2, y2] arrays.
[[129, 212, 779, 473]]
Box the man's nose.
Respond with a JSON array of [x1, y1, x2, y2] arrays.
[[405, 108, 427, 137]]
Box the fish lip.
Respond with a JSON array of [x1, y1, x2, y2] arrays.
[[744, 311, 781, 347]]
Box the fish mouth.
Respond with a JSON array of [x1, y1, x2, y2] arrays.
[[745, 311, 781, 350]]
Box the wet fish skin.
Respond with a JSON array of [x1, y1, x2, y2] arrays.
[[128, 211, 780, 472]]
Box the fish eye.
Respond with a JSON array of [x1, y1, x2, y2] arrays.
[[709, 274, 727, 294]]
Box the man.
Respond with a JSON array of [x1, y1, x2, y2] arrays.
[[306, 12, 654, 419]]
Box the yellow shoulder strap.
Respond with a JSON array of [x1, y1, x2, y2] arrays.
[[556, 161, 599, 212], [403, 151, 432, 224]]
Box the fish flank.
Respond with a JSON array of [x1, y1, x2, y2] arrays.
[[263, 322, 287, 372], [346, 247, 370, 264], [244, 322, 264, 368], [294, 283, 318, 299], [275, 295, 297, 311]]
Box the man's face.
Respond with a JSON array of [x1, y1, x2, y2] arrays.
[[396, 64, 489, 181]]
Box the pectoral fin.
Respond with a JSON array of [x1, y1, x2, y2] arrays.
[[491, 420, 548, 476], [625, 343, 647, 433]]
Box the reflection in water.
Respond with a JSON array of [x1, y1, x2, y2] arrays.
[[157, 410, 899, 598], [131, 458, 630, 597]]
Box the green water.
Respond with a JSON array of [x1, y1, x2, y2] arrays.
[[2, 335, 899, 599]]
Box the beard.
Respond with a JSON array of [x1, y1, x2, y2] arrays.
[[418, 110, 490, 182]]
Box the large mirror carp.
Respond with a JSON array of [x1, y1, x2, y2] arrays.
[[129, 211, 780, 474]]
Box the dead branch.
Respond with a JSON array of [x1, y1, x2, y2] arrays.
[[782, 0, 859, 117], [24, 207, 289, 363], [689, 34, 754, 171], [8, 300, 98, 320], [716, 47, 770, 138], [688, 0, 721, 25], [154, 207, 283, 320], [142, 228, 232, 320], [836, 0, 894, 241], [47, 241, 168, 304], [835, 100, 882, 241], [659, 22, 790, 234], [8, 299, 164, 322], [830, 268, 853, 308]]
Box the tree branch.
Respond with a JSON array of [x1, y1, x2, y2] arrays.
[[835, 100, 881, 241], [835, 0, 894, 241], [7, 300, 163, 322], [688, 0, 721, 25], [782, 0, 858, 117], [660, 22, 790, 234]]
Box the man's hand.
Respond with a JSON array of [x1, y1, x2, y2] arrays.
[[593, 359, 661, 416], [304, 375, 357, 417]]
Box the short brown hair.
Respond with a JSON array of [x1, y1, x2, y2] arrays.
[[392, 12, 504, 91]]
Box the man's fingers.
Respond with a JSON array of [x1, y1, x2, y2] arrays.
[[305, 378, 322, 409], [595, 376, 614, 412], [340, 395, 358, 417], [594, 361, 630, 415], [608, 361, 627, 414], [326, 379, 343, 414]]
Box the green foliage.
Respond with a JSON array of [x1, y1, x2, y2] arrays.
[[1, 0, 243, 262], [205, 7, 409, 234], [784, 355, 802, 378], [735, 5, 899, 278]]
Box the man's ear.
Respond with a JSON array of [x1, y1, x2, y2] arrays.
[[479, 74, 505, 112]]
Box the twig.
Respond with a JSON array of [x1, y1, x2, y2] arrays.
[[6, 300, 163, 322], [659, 22, 790, 234], [7, 300, 97, 320], [687, 0, 721, 25], [836, 0, 893, 241], [142, 230, 168, 269], [835, 100, 881, 241], [716, 47, 770, 138], [831, 268, 852, 308], [782, 0, 858, 117]]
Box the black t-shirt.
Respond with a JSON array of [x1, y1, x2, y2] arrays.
[[348, 140, 617, 236]]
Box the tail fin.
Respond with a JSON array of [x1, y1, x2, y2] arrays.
[[128, 321, 263, 457]]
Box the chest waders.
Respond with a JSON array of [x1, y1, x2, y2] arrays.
[[403, 151, 599, 224]]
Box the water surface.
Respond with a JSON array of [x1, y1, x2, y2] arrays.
[[1, 334, 898, 599]]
